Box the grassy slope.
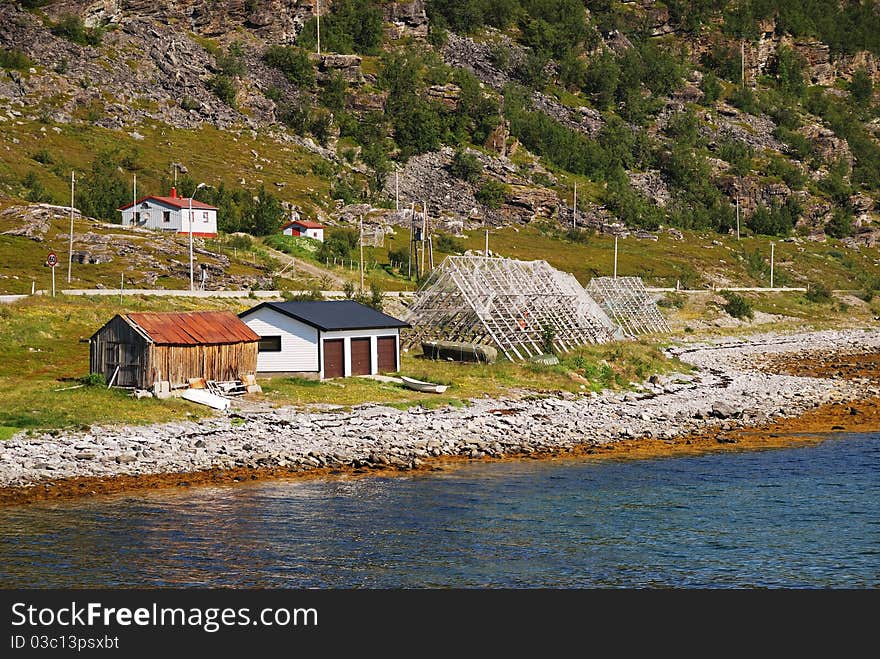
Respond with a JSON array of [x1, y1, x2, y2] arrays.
[[356, 223, 880, 294], [0, 120, 330, 215], [0, 208, 268, 293]]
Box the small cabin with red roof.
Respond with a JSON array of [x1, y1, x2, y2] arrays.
[[118, 188, 218, 238], [281, 218, 324, 242]]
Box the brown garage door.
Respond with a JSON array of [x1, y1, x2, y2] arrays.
[[377, 336, 397, 373], [323, 339, 344, 378], [350, 337, 372, 376]]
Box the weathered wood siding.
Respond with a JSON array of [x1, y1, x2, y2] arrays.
[[147, 342, 258, 388], [240, 307, 320, 373], [89, 315, 150, 388], [91, 314, 258, 388]]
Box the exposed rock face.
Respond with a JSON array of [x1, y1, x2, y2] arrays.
[[799, 124, 854, 169], [716, 176, 792, 216], [530, 91, 604, 137], [424, 83, 461, 111], [484, 120, 510, 156], [51, 0, 316, 42], [703, 104, 785, 152], [383, 0, 429, 40], [629, 170, 671, 207], [442, 30, 521, 89], [501, 185, 559, 223], [316, 53, 364, 84]]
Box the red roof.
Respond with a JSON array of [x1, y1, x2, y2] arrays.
[[118, 195, 217, 211], [125, 312, 259, 345], [282, 219, 324, 230]]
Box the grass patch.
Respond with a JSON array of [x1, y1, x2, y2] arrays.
[[0, 296, 250, 431], [0, 426, 19, 441]]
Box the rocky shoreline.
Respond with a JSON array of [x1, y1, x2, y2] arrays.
[[2, 328, 880, 502]]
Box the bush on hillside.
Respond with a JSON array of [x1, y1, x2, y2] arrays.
[[721, 290, 753, 320]]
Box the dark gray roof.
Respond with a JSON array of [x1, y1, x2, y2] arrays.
[[240, 300, 409, 331]]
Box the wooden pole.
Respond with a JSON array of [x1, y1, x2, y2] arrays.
[[359, 214, 365, 292], [741, 41, 745, 88], [408, 203, 414, 280], [316, 0, 321, 56], [613, 236, 618, 278], [395, 169, 399, 211], [770, 242, 775, 288], [67, 171, 74, 283], [736, 195, 741, 240], [188, 195, 194, 291], [573, 181, 577, 230], [120, 271, 124, 304], [485, 229, 489, 256]]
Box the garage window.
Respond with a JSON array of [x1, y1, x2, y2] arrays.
[[258, 336, 282, 352]]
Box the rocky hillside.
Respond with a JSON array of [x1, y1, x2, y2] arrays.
[[2, 0, 880, 250]]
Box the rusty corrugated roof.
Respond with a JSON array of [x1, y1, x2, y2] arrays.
[[126, 311, 260, 346]]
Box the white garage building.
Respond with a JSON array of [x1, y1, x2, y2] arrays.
[[239, 300, 409, 379]]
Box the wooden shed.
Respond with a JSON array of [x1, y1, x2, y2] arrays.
[[89, 311, 260, 389]]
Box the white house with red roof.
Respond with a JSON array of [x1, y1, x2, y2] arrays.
[[281, 218, 324, 242], [118, 188, 218, 238]]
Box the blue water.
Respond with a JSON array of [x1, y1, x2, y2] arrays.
[[1, 434, 878, 588]]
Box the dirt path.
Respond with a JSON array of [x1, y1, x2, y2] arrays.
[[261, 243, 349, 288]]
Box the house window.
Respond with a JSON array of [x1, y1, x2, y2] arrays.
[[203, 211, 209, 223], [258, 336, 282, 352], [163, 210, 171, 223]]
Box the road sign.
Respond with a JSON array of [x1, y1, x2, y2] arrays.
[[46, 252, 58, 267]]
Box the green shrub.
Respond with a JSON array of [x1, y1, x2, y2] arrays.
[[51, 14, 103, 47], [729, 86, 759, 115], [449, 150, 483, 183], [475, 179, 507, 209], [180, 96, 200, 112], [319, 73, 348, 113], [0, 48, 34, 70], [434, 233, 466, 254], [657, 292, 686, 309], [317, 228, 359, 263], [263, 45, 316, 87], [228, 234, 253, 251], [31, 148, 54, 165], [766, 156, 806, 190], [541, 324, 557, 355], [207, 75, 237, 106], [805, 283, 832, 304], [718, 137, 753, 177], [79, 373, 106, 386], [824, 208, 855, 239], [297, 0, 384, 55], [721, 290, 754, 320], [216, 50, 246, 77], [699, 71, 722, 104], [388, 246, 410, 270]]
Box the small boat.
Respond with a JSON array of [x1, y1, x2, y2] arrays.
[[401, 376, 448, 394]]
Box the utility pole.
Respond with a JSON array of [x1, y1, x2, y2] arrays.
[[485, 229, 489, 257], [741, 41, 745, 88], [736, 195, 741, 241], [572, 182, 578, 230], [770, 242, 775, 289], [189, 182, 206, 291], [613, 235, 618, 278], [67, 171, 75, 283], [395, 169, 399, 211], [359, 214, 365, 292], [316, 0, 321, 56], [408, 202, 414, 280]]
